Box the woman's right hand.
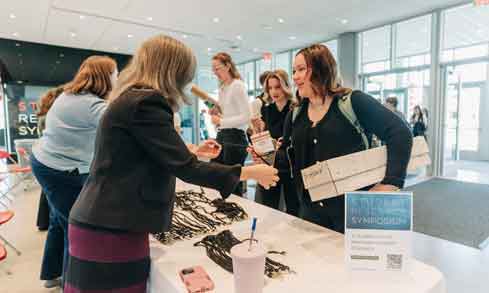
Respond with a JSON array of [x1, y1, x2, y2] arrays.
[[240, 164, 279, 190]]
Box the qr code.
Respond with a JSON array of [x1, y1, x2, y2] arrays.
[[387, 254, 402, 270]]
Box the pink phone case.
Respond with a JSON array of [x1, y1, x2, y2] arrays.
[[179, 266, 215, 293]]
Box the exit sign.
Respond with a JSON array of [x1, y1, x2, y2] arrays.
[[475, 0, 489, 5]]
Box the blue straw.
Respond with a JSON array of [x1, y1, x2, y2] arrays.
[[249, 217, 257, 251]]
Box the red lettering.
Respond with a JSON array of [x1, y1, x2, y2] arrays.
[[18, 101, 26, 112]]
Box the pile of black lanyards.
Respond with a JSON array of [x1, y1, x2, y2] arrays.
[[194, 230, 293, 278], [153, 188, 248, 244]]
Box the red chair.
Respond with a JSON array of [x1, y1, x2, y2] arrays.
[[0, 243, 6, 261], [0, 149, 32, 193], [0, 210, 21, 256]]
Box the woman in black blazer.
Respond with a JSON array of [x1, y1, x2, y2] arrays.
[[65, 35, 279, 293]]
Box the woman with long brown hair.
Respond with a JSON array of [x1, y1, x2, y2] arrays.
[[66, 35, 278, 293], [31, 55, 118, 288], [275, 44, 412, 233], [209, 52, 251, 196]]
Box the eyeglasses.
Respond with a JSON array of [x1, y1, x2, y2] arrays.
[[212, 65, 225, 73]]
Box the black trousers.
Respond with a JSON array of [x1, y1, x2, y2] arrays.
[[37, 191, 50, 229], [211, 129, 248, 196], [300, 195, 345, 234], [254, 173, 300, 217]]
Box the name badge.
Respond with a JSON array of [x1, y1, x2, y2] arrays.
[[251, 131, 275, 154]]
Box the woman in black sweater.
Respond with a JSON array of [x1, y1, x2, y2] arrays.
[[254, 69, 299, 216], [276, 44, 413, 233]]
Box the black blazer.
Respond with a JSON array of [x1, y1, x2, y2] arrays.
[[70, 88, 241, 233]]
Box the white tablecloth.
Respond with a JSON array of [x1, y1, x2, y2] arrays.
[[148, 181, 446, 293]]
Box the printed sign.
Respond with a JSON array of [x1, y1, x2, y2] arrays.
[[345, 192, 413, 272]]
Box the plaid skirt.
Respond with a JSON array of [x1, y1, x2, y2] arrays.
[[64, 221, 150, 293]]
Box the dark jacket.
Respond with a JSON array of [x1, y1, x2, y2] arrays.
[[276, 90, 413, 204], [70, 88, 241, 233]]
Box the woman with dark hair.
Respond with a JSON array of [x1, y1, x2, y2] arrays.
[[209, 52, 251, 196], [411, 105, 427, 138], [275, 44, 413, 233], [31, 56, 118, 287]]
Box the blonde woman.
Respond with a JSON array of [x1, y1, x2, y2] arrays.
[[210, 52, 251, 196], [66, 35, 278, 293], [254, 70, 299, 216]]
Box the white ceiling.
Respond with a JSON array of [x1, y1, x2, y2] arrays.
[[0, 0, 469, 66]]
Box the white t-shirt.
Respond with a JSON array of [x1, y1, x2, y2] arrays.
[[218, 79, 250, 131]]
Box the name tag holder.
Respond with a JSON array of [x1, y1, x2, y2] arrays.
[[250, 131, 277, 166]]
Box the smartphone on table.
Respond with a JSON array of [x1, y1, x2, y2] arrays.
[[179, 266, 214, 293]]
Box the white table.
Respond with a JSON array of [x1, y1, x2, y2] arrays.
[[148, 181, 446, 293]]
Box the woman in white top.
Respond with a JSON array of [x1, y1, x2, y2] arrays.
[[210, 52, 251, 196]]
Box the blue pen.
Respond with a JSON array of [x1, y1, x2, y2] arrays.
[[249, 217, 257, 251]]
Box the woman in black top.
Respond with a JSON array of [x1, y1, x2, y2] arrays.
[[276, 44, 413, 233], [65, 35, 279, 293], [254, 69, 299, 216], [411, 105, 427, 138]]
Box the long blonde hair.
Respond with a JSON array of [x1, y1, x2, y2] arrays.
[[264, 69, 293, 104], [109, 35, 196, 110]]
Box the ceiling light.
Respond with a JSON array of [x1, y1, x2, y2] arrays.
[[12, 32, 19, 37], [146, 16, 153, 21], [79, 15, 86, 20], [207, 48, 213, 52], [277, 18, 285, 23], [70, 32, 77, 38], [341, 19, 349, 25], [288, 36, 297, 40], [212, 17, 220, 23], [127, 34, 134, 38], [236, 35, 242, 40], [9, 13, 16, 19], [182, 34, 188, 39]]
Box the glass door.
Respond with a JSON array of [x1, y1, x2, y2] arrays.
[[442, 62, 489, 183]]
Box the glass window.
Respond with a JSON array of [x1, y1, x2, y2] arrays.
[[442, 4, 489, 62], [395, 15, 431, 67], [363, 69, 430, 118], [178, 104, 195, 143], [256, 58, 272, 94], [361, 25, 391, 72], [275, 51, 291, 77], [196, 68, 219, 140], [322, 39, 339, 62], [244, 62, 256, 98]]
